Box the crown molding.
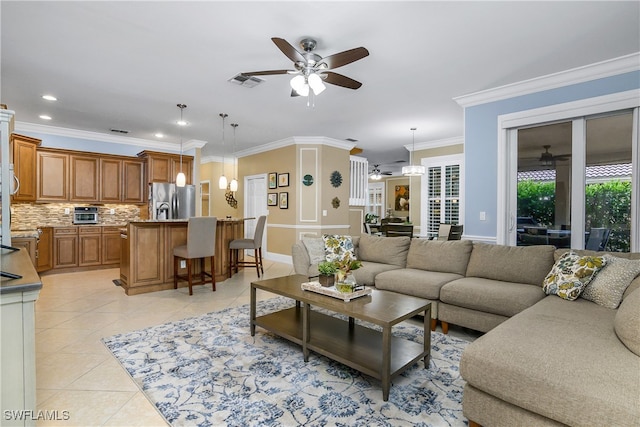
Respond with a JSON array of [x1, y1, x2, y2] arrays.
[[233, 136, 355, 158], [200, 155, 235, 165], [14, 121, 207, 151], [454, 52, 640, 108], [404, 136, 464, 151]]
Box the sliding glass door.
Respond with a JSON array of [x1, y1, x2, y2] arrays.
[[513, 110, 636, 251]]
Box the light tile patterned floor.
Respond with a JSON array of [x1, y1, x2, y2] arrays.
[[34, 259, 480, 426]]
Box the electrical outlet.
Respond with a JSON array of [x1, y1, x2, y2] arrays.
[[64, 208, 70, 215], [180, 260, 186, 269], [110, 208, 115, 215], [479, 211, 486, 221]]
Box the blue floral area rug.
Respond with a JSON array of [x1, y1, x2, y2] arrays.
[[102, 297, 470, 426]]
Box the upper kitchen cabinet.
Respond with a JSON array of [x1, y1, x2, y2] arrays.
[[100, 158, 122, 202], [138, 150, 194, 185], [37, 149, 69, 201], [70, 154, 99, 202], [122, 160, 145, 203], [11, 133, 41, 202]]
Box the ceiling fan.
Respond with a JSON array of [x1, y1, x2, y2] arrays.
[[370, 164, 393, 180], [538, 145, 571, 165], [242, 37, 369, 97]]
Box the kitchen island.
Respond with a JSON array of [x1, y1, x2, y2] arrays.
[[119, 218, 245, 295]]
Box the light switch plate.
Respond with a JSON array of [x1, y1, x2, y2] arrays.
[[180, 260, 186, 268], [64, 208, 70, 215], [479, 211, 486, 221]]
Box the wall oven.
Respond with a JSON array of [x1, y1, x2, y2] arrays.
[[73, 206, 99, 224]]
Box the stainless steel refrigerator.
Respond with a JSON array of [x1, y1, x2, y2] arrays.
[[149, 183, 196, 220]]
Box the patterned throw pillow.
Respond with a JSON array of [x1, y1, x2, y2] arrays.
[[302, 237, 326, 264], [542, 251, 607, 300], [322, 235, 356, 263], [581, 255, 640, 309]]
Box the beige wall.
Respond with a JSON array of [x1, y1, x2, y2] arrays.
[[199, 161, 238, 219]]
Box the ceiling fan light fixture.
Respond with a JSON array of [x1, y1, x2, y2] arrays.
[[308, 73, 326, 95], [290, 75, 306, 92]]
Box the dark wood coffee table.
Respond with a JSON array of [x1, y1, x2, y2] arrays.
[[250, 274, 431, 401]]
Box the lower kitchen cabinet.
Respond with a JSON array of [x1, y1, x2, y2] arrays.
[[102, 227, 121, 265], [53, 227, 78, 269], [11, 237, 37, 266], [36, 227, 53, 272], [79, 227, 101, 266]]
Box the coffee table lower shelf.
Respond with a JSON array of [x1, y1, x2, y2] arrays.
[[253, 306, 427, 390]]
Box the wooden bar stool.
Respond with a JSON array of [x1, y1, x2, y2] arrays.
[[174, 217, 217, 296], [229, 215, 266, 278]]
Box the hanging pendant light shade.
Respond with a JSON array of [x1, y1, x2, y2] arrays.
[[176, 104, 187, 187], [229, 123, 239, 192], [218, 113, 228, 189], [402, 127, 425, 176]]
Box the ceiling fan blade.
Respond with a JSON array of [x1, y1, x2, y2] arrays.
[[323, 72, 362, 89], [242, 70, 291, 76], [290, 89, 300, 97], [271, 37, 305, 63], [321, 47, 369, 69]]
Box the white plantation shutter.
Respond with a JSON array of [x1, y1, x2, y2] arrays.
[[423, 156, 464, 238], [350, 156, 368, 206]]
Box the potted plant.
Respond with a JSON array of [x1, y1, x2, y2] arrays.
[[317, 261, 338, 287], [334, 253, 362, 293]]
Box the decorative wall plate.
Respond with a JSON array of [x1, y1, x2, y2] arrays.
[[302, 174, 314, 186], [332, 197, 340, 208], [330, 171, 342, 188]]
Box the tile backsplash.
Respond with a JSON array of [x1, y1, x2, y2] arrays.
[[10, 202, 142, 230]]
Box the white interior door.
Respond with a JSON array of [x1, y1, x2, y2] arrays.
[[244, 174, 268, 255]]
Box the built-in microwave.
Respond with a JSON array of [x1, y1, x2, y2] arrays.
[[73, 206, 99, 224]]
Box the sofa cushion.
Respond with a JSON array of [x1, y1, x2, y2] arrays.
[[460, 296, 639, 426], [406, 239, 472, 275], [466, 243, 555, 286], [302, 237, 325, 264], [357, 234, 410, 267], [615, 288, 640, 356], [580, 254, 640, 309], [322, 234, 356, 263], [375, 268, 462, 300], [542, 252, 606, 300], [351, 261, 402, 286], [440, 277, 546, 317]]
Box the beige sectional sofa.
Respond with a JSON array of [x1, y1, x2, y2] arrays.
[[292, 234, 640, 426]]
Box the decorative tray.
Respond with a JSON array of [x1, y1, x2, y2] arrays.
[[301, 281, 372, 302]]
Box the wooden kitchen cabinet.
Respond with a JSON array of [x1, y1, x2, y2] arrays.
[[100, 158, 122, 202], [11, 133, 41, 202], [102, 226, 121, 265], [70, 155, 99, 202], [53, 227, 78, 269], [11, 237, 37, 266], [36, 227, 53, 272], [79, 227, 101, 266], [138, 150, 194, 185], [122, 160, 145, 203], [37, 150, 68, 201]]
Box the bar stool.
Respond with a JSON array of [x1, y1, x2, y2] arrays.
[[229, 215, 266, 278], [173, 217, 217, 296]]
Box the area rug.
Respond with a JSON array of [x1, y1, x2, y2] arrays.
[[102, 297, 470, 426]]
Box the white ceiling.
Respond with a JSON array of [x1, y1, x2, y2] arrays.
[[2, 1, 639, 174]]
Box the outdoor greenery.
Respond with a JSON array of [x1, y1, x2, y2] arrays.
[[517, 179, 631, 251]]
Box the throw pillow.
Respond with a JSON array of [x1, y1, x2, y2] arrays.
[[302, 237, 326, 265], [581, 255, 640, 309], [542, 251, 606, 301], [322, 234, 356, 263], [614, 288, 640, 356]]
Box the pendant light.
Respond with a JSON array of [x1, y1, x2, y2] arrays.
[[229, 123, 239, 192], [402, 127, 425, 176], [218, 113, 228, 189], [176, 104, 187, 187]]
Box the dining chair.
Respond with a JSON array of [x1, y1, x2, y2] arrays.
[[585, 228, 610, 251], [173, 216, 217, 296], [385, 224, 414, 238], [229, 215, 267, 278]]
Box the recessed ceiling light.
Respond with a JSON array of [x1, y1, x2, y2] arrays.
[[42, 95, 57, 101], [39, 115, 52, 120], [177, 120, 188, 126], [155, 133, 164, 138]]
